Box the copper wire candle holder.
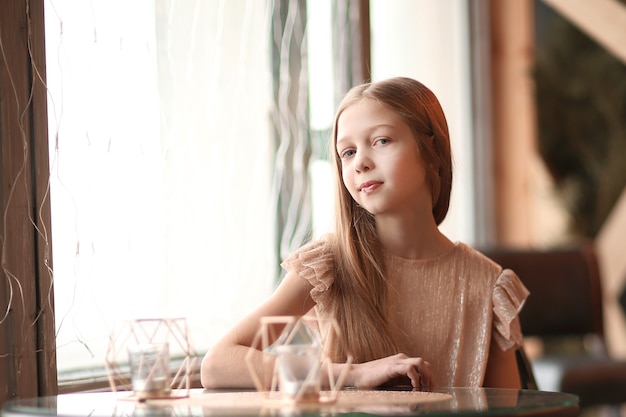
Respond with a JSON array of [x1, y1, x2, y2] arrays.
[[245, 315, 352, 404], [105, 318, 197, 400]]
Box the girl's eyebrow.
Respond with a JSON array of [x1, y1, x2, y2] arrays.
[[336, 135, 351, 146], [337, 123, 396, 145]]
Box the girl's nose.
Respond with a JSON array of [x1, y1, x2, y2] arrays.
[[354, 150, 373, 172]]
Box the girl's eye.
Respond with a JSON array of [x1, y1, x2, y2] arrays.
[[340, 149, 356, 159], [375, 138, 390, 146]]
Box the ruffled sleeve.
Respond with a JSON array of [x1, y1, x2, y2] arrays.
[[280, 238, 336, 311], [491, 269, 530, 351]]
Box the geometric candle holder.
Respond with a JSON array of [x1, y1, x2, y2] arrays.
[[245, 315, 352, 404], [104, 317, 197, 400]]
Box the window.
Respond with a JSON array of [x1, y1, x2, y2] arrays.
[[44, 0, 476, 389]]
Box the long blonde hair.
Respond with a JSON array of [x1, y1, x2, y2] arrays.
[[326, 77, 453, 362]]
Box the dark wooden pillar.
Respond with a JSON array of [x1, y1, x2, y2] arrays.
[[0, 0, 57, 405]]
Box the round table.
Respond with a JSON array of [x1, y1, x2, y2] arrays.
[[2, 387, 579, 417]]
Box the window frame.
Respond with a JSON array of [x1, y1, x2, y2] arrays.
[[0, 0, 57, 403]]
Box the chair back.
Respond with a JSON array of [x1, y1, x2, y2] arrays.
[[481, 243, 604, 340], [515, 347, 538, 390]]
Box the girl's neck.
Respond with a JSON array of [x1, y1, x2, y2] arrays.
[[375, 214, 453, 260]]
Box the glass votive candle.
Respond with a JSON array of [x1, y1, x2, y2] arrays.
[[127, 343, 171, 398], [274, 344, 322, 401]]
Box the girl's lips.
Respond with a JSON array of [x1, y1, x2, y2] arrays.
[[359, 181, 382, 193]]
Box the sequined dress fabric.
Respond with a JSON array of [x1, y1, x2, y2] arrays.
[[281, 239, 529, 388]]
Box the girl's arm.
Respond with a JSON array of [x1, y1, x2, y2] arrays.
[[333, 353, 432, 390], [201, 271, 316, 388], [482, 342, 521, 389]]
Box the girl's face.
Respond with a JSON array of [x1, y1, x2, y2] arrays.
[[335, 98, 432, 219]]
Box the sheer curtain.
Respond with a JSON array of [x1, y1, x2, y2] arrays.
[[45, 0, 276, 374]]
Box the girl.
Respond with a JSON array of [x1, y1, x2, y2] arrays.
[[201, 77, 529, 390]]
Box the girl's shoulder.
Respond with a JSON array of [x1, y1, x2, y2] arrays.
[[281, 235, 335, 271], [430, 242, 513, 291], [280, 236, 336, 307], [456, 243, 528, 291], [455, 242, 504, 273]]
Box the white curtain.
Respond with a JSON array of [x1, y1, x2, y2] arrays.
[[45, 0, 276, 372]]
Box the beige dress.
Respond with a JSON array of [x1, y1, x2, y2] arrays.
[[281, 239, 529, 388]]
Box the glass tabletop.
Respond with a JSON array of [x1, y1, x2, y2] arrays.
[[2, 387, 579, 417]]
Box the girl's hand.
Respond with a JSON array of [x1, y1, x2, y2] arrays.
[[349, 353, 433, 391]]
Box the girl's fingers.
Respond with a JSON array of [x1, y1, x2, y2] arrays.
[[403, 359, 432, 391], [406, 365, 421, 388]]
